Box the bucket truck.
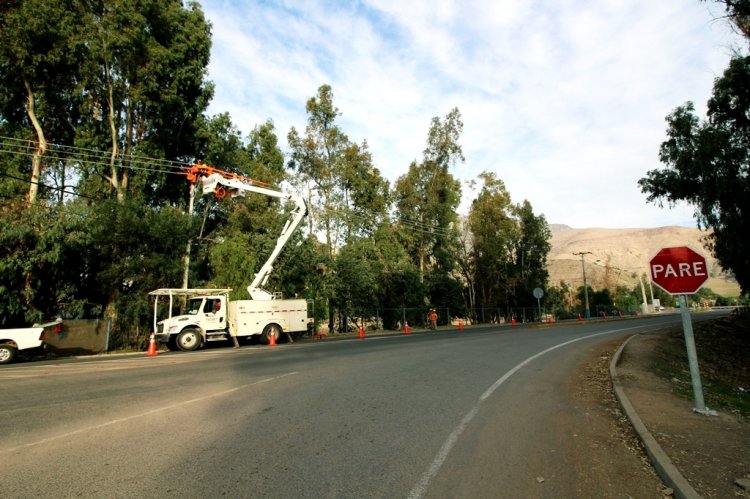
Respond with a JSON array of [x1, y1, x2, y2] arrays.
[[150, 165, 312, 351]]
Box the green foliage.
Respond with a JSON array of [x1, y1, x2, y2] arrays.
[[513, 200, 551, 306], [0, 0, 564, 343], [466, 172, 551, 312], [395, 108, 463, 280], [640, 55, 750, 295], [427, 271, 466, 316], [0, 196, 190, 336]]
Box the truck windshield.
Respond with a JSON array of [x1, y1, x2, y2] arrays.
[[186, 298, 203, 315]]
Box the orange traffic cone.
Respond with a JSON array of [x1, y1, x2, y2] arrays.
[[458, 319, 464, 331], [145, 332, 158, 357], [511, 317, 516, 326], [268, 327, 277, 347], [404, 321, 410, 335], [358, 324, 365, 339]]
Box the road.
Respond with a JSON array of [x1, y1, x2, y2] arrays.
[[0, 313, 714, 498]]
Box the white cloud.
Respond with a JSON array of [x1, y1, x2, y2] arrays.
[[199, 0, 745, 228]]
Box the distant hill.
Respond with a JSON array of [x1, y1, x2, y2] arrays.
[[547, 225, 740, 296]]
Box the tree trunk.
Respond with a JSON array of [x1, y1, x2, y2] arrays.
[[23, 76, 47, 207], [104, 60, 124, 202]]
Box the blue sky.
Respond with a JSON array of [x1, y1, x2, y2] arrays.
[[198, 0, 745, 228]]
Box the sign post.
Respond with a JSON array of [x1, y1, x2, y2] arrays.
[[533, 287, 544, 322], [649, 246, 715, 415]]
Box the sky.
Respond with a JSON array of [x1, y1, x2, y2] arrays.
[[198, 0, 746, 229]]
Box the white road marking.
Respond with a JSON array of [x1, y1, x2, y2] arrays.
[[1, 371, 298, 453], [407, 326, 643, 499]]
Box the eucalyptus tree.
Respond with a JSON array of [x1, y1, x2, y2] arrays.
[[639, 1, 750, 295], [287, 85, 393, 330], [639, 55, 750, 294], [287, 85, 383, 254], [467, 171, 517, 310], [394, 108, 463, 282], [454, 216, 477, 312], [0, 0, 88, 205], [339, 140, 390, 242], [512, 200, 551, 306], [76, 0, 213, 204]]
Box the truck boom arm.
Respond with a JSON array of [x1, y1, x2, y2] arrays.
[[190, 167, 307, 300]]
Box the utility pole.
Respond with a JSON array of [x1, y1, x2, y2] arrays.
[[574, 251, 592, 318]]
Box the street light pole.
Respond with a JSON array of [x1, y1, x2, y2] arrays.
[[574, 251, 592, 318]]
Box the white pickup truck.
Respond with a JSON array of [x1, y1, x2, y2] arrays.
[[0, 326, 48, 364]]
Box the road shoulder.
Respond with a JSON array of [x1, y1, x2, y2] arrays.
[[613, 331, 750, 498]]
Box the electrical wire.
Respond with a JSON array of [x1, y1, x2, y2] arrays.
[[0, 135, 187, 176], [1, 135, 461, 236], [0, 171, 98, 200]]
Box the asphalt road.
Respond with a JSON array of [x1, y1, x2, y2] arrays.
[[0, 313, 712, 498]]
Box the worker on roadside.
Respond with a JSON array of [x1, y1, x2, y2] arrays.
[[428, 309, 437, 330]]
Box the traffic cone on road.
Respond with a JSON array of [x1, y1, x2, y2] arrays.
[[404, 321, 410, 335], [358, 324, 365, 339], [145, 332, 158, 357], [458, 319, 464, 331], [268, 328, 277, 347]]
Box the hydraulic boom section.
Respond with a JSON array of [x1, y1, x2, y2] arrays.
[[186, 164, 307, 300]]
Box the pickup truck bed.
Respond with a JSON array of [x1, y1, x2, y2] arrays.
[[0, 327, 46, 364]]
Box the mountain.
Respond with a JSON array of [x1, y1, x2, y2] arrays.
[[547, 225, 740, 296]]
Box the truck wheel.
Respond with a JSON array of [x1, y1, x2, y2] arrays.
[[260, 324, 281, 345], [0, 343, 17, 364], [176, 328, 202, 351]]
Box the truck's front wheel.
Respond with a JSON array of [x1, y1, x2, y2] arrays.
[[176, 328, 202, 351], [0, 343, 17, 364]]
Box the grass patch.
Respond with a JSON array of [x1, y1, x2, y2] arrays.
[[651, 311, 750, 418]]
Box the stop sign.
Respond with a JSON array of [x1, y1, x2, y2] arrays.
[[649, 246, 709, 294]]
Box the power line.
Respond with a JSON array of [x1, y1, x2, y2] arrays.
[[0, 171, 98, 200], [395, 216, 454, 237], [1, 135, 460, 237], [0, 135, 186, 175]]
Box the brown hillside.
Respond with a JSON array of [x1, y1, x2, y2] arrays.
[[547, 225, 741, 296]]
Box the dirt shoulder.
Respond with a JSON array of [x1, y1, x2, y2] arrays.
[[615, 325, 750, 498]]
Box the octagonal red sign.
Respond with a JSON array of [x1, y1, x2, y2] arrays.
[[649, 246, 709, 294]]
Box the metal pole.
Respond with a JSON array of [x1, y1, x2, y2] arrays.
[[679, 294, 712, 414], [639, 274, 649, 314], [105, 318, 111, 353], [574, 252, 592, 318]]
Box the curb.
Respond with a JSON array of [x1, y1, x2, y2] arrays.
[[609, 334, 703, 499]]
